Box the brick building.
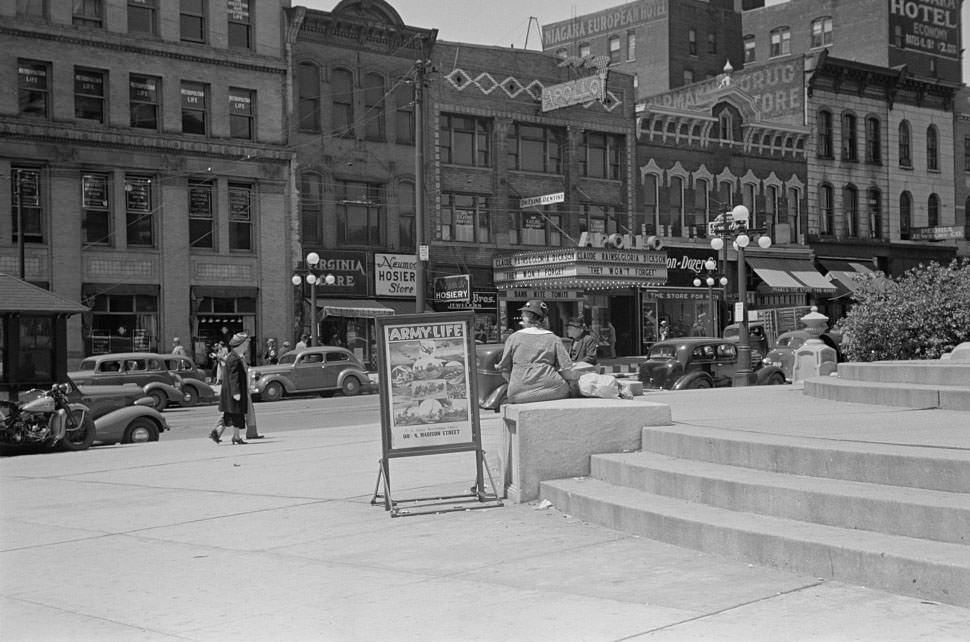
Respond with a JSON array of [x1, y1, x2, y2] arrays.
[[1, 0, 293, 366], [541, 0, 744, 100]]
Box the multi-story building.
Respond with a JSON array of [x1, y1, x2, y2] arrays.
[[541, 0, 744, 100], [1, 0, 293, 367]]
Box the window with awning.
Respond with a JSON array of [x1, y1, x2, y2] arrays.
[[745, 257, 836, 294]]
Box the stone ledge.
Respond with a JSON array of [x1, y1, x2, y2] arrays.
[[500, 398, 672, 503]]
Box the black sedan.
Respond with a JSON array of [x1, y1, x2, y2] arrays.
[[638, 337, 787, 391]]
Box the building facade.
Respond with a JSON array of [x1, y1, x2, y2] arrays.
[[1, 0, 293, 367], [541, 0, 744, 100]]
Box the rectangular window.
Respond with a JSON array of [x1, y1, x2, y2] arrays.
[[440, 114, 490, 167], [579, 43, 590, 58], [509, 202, 561, 247], [817, 111, 833, 158], [82, 172, 111, 246], [865, 117, 881, 164], [363, 73, 385, 141], [299, 173, 322, 246], [581, 131, 621, 179], [811, 17, 833, 48], [398, 182, 415, 249], [228, 88, 254, 139], [227, 0, 252, 49], [129, 74, 159, 130], [841, 113, 857, 162], [579, 204, 619, 237], [18, 59, 50, 119], [626, 31, 636, 61], [18, 0, 48, 18], [128, 0, 156, 35], [439, 193, 489, 243], [73, 0, 103, 27], [297, 63, 320, 132], [395, 82, 414, 144], [336, 180, 384, 246], [688, 28, 697, 55], [707, 32, 717, 54], [608, 36, 621, 64], [11, 167, 45, 244], [227, 182, 253, 251], [331, 68, 354, 138], [181, 81, 207, 135], [125, 175, 154, 246], [507, 123, 563, 174], [180, 0, 206, 43], [683, 69, 695, 84], [188, 178, 214, 249], [964, 135, 970, 172], [74, 68, 106, 123], [770, 27, 790, 57]]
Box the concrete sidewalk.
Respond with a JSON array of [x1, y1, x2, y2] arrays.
[[2, 386, 969, 642]]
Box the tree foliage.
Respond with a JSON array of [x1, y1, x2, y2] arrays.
[[835, 259, 970, 362]]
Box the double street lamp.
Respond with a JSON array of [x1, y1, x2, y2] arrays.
[[291, 251, 334, 347], [692, 257, 727, 336], [708, 205, 771, 387]]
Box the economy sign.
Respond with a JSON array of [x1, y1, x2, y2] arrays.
[[890, 0, 960, 59], [542, 74, 606, 112]]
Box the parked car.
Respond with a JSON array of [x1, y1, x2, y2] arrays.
[[637, 337, 787, 390], [722, 321, 770, 363], [159, 355, 217, 406], [69, 352, 189, 411], [64, 377, 169, 444], [762, 329, 843, 382], [249, 346, 372, 401]]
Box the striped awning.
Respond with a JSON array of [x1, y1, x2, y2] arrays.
[[314, 298, 395, 318], [745, 257, 836, 294]]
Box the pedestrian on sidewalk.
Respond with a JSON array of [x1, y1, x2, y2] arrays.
[[171, 336, 188, 357], [210, 332, 251, 445]]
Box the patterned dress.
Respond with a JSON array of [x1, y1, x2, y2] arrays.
[[497, 327, 572, 403]]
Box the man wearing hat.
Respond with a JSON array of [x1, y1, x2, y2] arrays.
[[566, 316, 598, 366], [210, 332, 251, 445]]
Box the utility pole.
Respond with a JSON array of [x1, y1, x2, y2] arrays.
[[413, 60, 431, 314]]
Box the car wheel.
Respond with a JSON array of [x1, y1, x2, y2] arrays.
[[688, 378, 712, 389], [124, 418, 159, 443], [341, 376, 361, 397], [262, 381, 283, 402], [766, 372, 786, 385], [147, 389, 167, 411], [182, 386, 199, 407], [61, 409, 96, 451]]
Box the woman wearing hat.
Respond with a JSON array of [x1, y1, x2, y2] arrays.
[[566, 317, 598, 366], [496, 300, 572, 403], [210, 332, 251, 445]]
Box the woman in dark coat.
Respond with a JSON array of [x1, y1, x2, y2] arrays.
[[210, 332, 251, 445], [566, 316, 598, 365]]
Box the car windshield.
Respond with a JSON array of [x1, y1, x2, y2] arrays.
[[776, 335, 806, 349], [76, 359, 97, 371], [648, 344, 677, 359], [279, 353, 297, 365]]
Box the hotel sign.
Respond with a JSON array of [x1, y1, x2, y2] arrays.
[[542, 0, 667, 47], [890, 0, 960, 59]]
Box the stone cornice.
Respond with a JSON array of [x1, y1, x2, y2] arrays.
[[0, 119, 292, 163], [0, 24, 287, 75]]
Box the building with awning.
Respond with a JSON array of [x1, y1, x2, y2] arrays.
[[816, 259, 877, 298]]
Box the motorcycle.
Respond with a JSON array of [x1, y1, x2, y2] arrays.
[[0, 384, 97, 451]]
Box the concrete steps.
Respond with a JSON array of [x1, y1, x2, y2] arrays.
[[539, 424, 970, 607], [804, 361, 970, 410]]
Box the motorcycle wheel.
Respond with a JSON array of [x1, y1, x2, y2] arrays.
[[61, 409, 96, 451]]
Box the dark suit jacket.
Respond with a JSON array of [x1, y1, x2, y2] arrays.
[[219, 350, 248, 414]]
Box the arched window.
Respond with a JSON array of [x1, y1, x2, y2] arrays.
[[926, 125, 939, 171], [868, 188, 882, 238], [898, 120, 911, 167], [841, 112, 857, 161], [394, 80, 414, 144], [899, 191, 912, 239], [819, 183, 834, 234], [769, 26, 790, 57], [643, 173, 659, 235], [363, 72, 385, 141], [297, 62, 320, 132], [332, 68, 354, 138], [810, 16, 833, 48], [719, 111, 734, 142], [865, 116, 881, 164], [300, 172, 324, 245], [843, 185, 858, 237], [928, 193, 940, 227], [817, 109, 833, 158], [668, 175, 684, 235]]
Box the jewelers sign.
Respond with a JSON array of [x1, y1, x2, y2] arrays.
[[375, 253, 417, 297]]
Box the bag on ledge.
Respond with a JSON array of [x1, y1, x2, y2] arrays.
[[577, 373, 621, 399]]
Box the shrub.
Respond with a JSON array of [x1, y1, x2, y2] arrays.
[[835, 259, 970, 361]]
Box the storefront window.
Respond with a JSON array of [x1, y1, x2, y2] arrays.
[[86, 293, 158, 354], [19, 316, 53, 382]]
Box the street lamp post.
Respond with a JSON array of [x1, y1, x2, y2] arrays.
[[291, 251, 334, 347], [708, 205, 771, 387], [692, 257, 727, 336]]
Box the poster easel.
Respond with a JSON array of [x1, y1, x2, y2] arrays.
[[370, 312, 503, 517]]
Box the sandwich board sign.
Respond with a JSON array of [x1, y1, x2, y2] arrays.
[[371, 311, 502, 516]]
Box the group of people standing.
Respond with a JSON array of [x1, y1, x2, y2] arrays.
[[496, 300, 601, 404]]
